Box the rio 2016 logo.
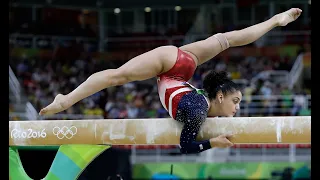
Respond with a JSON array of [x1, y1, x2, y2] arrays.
[[10, 129, 46, 139], [53, 126, 77, 139]]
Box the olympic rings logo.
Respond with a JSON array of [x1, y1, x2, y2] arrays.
[[52, 126, 77, 139]]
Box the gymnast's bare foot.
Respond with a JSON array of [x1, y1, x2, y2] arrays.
[[39, 94, 69, 115], [275, 8, 302, 26]]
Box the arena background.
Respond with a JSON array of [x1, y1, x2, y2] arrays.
[[9, 0, 311, 179]]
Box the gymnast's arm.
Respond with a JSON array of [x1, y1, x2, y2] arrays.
[[180, 8, 302, 65], [179, 118, 212, 154], [179, 111, 233, 154]]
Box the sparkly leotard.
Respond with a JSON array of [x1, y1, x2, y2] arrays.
[[157, 48, 212, 154]]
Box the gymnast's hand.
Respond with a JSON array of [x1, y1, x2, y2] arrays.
[[275, 8, 302, 26], [39, 94, 69, 115], [210, 134, 234, 148]]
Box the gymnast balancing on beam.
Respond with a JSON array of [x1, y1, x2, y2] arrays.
[[39, 8, 302, 154]]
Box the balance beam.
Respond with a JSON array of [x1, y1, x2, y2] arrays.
[[9, 116, 311, 146]]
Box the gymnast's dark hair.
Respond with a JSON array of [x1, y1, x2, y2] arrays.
[[202, 70, 241, 100]]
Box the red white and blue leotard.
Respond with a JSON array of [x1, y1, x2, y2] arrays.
[[157, 48, 196, 119], [156, 48, 212, 154]]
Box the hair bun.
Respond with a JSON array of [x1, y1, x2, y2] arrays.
[[203, 70, 229, 91], [202, 70, 240, 99], [211, 71, 229, 83]]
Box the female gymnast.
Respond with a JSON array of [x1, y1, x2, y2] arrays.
[[39, 8, 302, 154]]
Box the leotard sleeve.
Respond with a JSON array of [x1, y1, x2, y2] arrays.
[[176, 90, 212, 154]]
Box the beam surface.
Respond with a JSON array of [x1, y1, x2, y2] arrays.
[[9, 116, 311, 146]]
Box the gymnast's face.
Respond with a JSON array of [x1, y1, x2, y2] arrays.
[[215, 90, 242, 117]]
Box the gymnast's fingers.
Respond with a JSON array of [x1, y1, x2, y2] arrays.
[[222, 137, 234, 146], [219, 134, 234, 139], [225, 134, 234, 140]]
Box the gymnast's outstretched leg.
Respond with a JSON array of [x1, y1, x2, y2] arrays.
[[39, 46, 179, 115]]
